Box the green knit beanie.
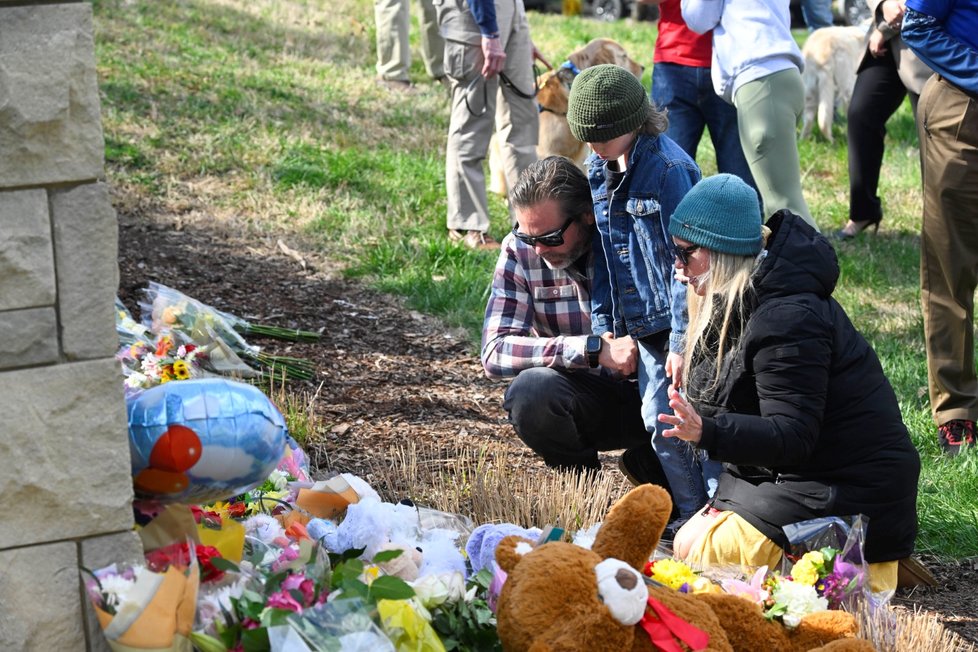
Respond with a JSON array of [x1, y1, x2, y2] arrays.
[[567, 64, 650, 143], [668, 174, 763, 256]]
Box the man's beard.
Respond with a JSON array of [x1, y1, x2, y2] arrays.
[[541, 238, 590, 271]]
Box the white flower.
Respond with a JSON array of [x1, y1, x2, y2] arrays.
[[412, 571, 466, 609], [99, 567, 144, 609], [772, 579, 829, 628], [267, 469, 288, 491], [124, 372, 148, 389]]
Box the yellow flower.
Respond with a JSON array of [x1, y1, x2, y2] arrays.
[[160, 368, 174, 384], [173, 359, 191, 380], [649, 558, 699, 590], [791, 551, 825, 586]]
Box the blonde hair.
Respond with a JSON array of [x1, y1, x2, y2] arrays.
[[682, 244, 767, 401]]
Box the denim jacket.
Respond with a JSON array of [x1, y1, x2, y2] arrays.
[[587, 133, 700, 353]]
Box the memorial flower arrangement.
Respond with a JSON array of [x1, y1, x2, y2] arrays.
[[719, 547, 866, 628], [117, 333, 206, 392]]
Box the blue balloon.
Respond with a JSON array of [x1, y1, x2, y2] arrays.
[[127, 378, 288, 504]]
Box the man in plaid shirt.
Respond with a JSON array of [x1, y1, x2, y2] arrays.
[[481, 156, 667, 481]]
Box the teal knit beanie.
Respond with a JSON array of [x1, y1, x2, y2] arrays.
[[668, 174, 763, 256], [567, 64, 650, 143]]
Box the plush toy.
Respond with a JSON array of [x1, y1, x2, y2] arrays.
[[494, 484, 873, 652], [306, 495, 467, 580]]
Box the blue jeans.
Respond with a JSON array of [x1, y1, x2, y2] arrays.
[[637, 334, 720, 520], [651, 62, 757, 194], [800, 0, 833, 30]]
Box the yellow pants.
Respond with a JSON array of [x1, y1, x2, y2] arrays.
[[682, 510, 898, 593]]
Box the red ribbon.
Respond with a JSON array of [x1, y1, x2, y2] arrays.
[[639, 595, 711, 652]]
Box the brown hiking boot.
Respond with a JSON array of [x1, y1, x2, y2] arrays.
[[448, 229, 499, 251]]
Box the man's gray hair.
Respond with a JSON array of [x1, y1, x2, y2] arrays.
[[509, 156, 593, 223]]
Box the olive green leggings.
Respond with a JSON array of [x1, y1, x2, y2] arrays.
[[734, 68, 816, 229]]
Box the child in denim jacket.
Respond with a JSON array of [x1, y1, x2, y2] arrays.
[[567, 64, 719, 531]]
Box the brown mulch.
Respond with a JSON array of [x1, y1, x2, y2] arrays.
[[116, 206, 978, 646]]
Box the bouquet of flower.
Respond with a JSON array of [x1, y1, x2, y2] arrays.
[[84, 550, 200, 651], [642, 558, 718, 594], [117, 333, 207, 394], [140, 282, 318, 382], [719, 516, 869, 628]]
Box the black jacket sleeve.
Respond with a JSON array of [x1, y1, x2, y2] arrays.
[[698, 299, 831, 468]]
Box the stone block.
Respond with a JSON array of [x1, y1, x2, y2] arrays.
[[0, 307, 59, 369], [0, 188, 56, 310], [51, 182, 120, 361], [0, 4, 104, 186], [0, 358, 134, 549], [0, 542, 87, 652]]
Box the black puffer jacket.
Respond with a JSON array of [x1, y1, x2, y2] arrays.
[[691, 211, 920, 562]]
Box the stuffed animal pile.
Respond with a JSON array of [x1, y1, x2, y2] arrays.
[[494, 484, 875, 652]]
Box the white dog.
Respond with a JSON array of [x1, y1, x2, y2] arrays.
[[800, 24, 871, 143]]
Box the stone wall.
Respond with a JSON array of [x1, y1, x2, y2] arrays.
[[0, 3, 140, 650]]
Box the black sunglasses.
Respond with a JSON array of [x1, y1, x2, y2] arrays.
[[512, 217, 576, 247], [673, 242, 701, 266]]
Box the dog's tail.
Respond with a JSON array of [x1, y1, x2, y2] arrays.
[[815, 69, 836, 143]]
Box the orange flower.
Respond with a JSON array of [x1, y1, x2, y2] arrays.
[[155, 336, 173, 357]]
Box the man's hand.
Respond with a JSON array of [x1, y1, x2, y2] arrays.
[[532, 42, 553, 70], [869, 29, 888, 57], [597, 333, 638, 377], [481, 36, 506, 77]]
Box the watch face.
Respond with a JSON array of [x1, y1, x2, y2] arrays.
[[587, 336, 602, 354]]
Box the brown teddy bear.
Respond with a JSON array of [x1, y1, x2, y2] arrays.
[[494, 484, 874, 652]]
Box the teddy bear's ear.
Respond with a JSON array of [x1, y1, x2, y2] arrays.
[[495, 535, 536, 574], [591, 484, 672, 570]]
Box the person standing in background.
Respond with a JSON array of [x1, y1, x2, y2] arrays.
[[800, 0, 835, 30], [640, 0, 758, 195], [902, 0, 978, 455], [682, 0, 816, 227], [435, 0, 549, 250], [837, 0, 931, 239], [375, 0, 446, 91]]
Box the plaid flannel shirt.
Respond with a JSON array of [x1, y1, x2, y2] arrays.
[[481, 233, 593, 379]]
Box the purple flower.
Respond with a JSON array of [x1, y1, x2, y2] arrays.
[[817, 558, 864, 609]]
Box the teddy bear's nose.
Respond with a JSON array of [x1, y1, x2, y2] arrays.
[[616, 568, 638, 590]]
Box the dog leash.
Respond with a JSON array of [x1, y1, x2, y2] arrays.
[[463, 65, 541, 117]]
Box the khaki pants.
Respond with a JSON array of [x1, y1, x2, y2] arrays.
[[918, 75, 978, 425], [733, 68, 815, 228], [375, 0, 445, 82], [438, 0, 538, 232]]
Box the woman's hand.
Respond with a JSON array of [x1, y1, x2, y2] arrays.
[[869, 29, 888, 57], [658, 385, 703, 444]]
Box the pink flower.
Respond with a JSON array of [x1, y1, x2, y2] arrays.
[[266, 590, 303, 613], [272, 545, 300, 571], [721, 566, 770, 604], [282, 573, 315, 605]]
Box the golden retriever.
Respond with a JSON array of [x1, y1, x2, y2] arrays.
[[489, 38, 644, 196], [799, 24, 871, 143]]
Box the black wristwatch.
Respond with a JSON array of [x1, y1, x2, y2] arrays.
[[585, 335, 602, 368]]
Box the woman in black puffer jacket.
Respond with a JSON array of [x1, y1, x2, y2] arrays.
[[660, 173, 919, 593]]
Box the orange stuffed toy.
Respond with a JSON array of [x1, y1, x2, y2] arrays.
[[494, 484, 874, 652]]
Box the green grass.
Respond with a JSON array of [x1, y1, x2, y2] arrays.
[[93, 0, 978, 559]]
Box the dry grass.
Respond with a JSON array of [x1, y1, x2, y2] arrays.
[[859, 604, 977, 652], [368, 440, 631, 532]]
